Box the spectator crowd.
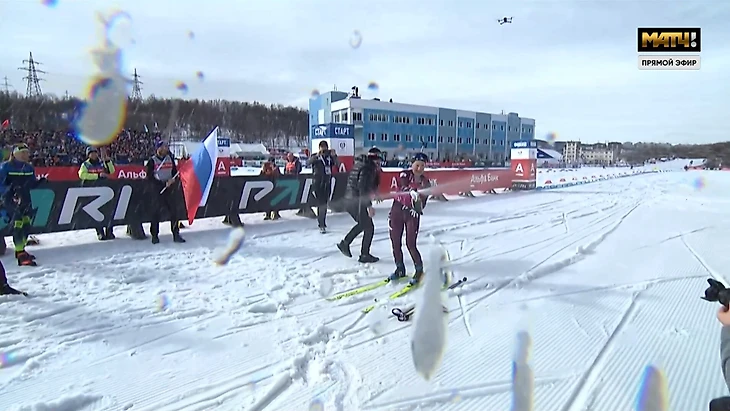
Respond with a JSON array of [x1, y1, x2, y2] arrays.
[[0, 128, 162, 166]]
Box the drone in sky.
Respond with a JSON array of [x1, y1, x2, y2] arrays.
[[498, 17, 513, 25]]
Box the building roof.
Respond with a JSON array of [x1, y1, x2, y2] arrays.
[[329, 95, 533, 123]]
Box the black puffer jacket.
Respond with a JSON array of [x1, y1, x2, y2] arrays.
[[345, 154, 380, 207]]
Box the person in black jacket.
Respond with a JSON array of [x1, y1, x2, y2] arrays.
[[337, 147, 382, 263], [308, 141, 337, 233], [145, 141, 185, 244]]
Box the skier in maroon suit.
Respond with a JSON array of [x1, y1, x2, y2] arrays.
[[388, 152, 431, 285]]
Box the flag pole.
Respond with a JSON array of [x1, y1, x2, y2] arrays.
[[160, 171, 180, 194]]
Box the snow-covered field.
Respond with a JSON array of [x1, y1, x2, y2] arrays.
[[1, 168, 729, 411]]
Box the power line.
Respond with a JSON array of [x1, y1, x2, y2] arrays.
[[18, 52, 46, 98]]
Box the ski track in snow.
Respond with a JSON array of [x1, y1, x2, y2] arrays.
[[1, 166, 728, 411]]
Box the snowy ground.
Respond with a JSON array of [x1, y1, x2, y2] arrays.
[[1, 169, 729, 411]]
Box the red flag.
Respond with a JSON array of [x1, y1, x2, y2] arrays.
[[1, 119, 9, 129]]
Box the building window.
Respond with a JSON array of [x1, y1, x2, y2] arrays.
[[352, 112, 362, 121], [381, 133, 388, 141], [499, 140, 504, 145], [447, 137, 454, 143], [492, 139, 496, 145], [448, 120, 454, 127], [457, 137, 463, 144], [342, 112, 348, 122], [492, 124, 496, 130], [405, 116, 411, 124], [466, 122, 472, 128], [334, 113, 340, 122], [507, 126, 511, 132], [500, 125, 505, 131], [405, 134, 413, 142], [467, 138, 473, 144], [475, 138, 480, 144], [393, 134, 401, 141], [428, 118, 433, 125], [459, 121, 463, 128], [367, 133, 376, 141], [476, 123, 480, 129], [428, 136, 435, 143], [439, 119, 444, 126], [438, 136, 444, 143]]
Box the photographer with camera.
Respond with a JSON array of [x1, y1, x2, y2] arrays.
[[703, 279, 730, 410]]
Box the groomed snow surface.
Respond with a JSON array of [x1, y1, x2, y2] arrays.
[[1, 166, 728, 411]]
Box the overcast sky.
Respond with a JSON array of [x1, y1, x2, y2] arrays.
[[1, 0, 728, 144]]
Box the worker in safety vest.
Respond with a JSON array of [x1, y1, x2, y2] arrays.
[[78, 146, 116, 240]]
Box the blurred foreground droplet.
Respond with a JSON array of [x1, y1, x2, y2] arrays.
[[308, 399, 324, 411], [175, 81, 189, 94], [635, 365, 668, 411], [213, 227, 246, 266], [349, 30, 363, 49]]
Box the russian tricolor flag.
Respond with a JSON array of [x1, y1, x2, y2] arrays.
[[179, 127, 219, 225]]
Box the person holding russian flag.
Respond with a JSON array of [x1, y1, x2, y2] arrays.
[[145, 140, 185, 244]]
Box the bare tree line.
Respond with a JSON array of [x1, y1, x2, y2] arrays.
[[0, 92, 309, 147], [621, 141, 730, 166]]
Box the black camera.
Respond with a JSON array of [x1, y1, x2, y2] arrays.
[[702, 279, 730, 308], [710, 396, 730, 411]]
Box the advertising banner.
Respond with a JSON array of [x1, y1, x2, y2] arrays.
[[510, 141, 537, 190]]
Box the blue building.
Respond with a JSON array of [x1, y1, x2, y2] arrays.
[[308, 89, 535, 162]]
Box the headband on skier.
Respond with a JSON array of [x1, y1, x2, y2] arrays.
[[413, 153, 428, 163]]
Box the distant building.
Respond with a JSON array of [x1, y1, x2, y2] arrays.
[[554, 140, 623, 165], [308, 87, 536, 162]]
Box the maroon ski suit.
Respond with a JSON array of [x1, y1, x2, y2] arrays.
[[389, 170, 430, 269]]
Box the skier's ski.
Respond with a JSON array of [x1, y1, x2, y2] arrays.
[[363, 277, 467, 314], [326, 275, 409, 302]]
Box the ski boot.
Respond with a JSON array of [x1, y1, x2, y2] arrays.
[[319, 226, 326, 234], [173, 233, 186, 243], [0, 283, 25, 296], [337, 241, 352, 258], [388, 265, 406, 281], [358, 254, 380, 264], [151, 235, 160, 244], [16, 251, 37, 267], [263, 213, 271, 221], [410, 267, 424, 286]]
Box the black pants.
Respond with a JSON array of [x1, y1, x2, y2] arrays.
[[150, 188, 180, 237], [95, 222, 114, 237], [317, 202, 328, 228], [343, 203, 374, 256], [315, 184, 330, 228]]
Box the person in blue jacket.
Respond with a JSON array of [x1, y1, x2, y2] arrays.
[[0, 143, 47, 267]]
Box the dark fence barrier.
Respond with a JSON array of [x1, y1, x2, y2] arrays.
[[6, 167, 515, 235]]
